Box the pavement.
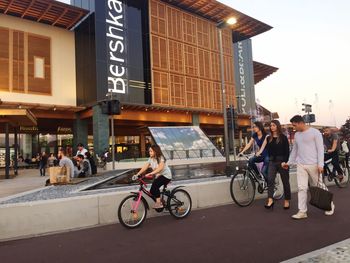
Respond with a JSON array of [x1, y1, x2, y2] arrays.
[[0, 169, 47, 198], [1, 184, 350, 263], [283, 239, 350, 262]]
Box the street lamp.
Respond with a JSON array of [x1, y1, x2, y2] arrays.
[[217, 17, 237, 168]]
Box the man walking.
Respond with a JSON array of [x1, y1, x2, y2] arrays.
[[39, 152, 48, 176], [282, 115, 335, 219]]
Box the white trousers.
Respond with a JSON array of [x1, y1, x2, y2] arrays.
[[297, 164, 328, 213]]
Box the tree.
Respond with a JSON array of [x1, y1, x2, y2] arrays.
[[339, 118, 350, 140]]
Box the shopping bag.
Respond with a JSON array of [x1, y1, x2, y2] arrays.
[[49, 166, 70, 184], [309, 175, 333, 211]]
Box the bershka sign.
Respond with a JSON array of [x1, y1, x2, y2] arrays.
[[233, 39, 256, 115], [106, 0, 127, 94]]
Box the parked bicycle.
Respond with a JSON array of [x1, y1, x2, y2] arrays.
[[95, 154, 107, 169], [324, 157, 350, 188], [230, 154, 284, 207], [118, 174, 192, 229]]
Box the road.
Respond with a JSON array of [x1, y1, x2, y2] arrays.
[[1, 185, 350, 263]]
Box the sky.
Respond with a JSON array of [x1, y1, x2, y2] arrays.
[[219, 0, 350, 127], [59, 0, 350, 127]]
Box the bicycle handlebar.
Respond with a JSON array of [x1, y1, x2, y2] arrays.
[[132, 174, 154, 181], [238, 153, 253, 160]]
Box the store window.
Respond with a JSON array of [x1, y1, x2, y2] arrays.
[[34, 57, 45, 79], [58, 134, 73, 157], [113, 136, 141, 161], [0, 134, 15, 168]]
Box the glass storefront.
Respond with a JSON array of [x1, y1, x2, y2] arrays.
[[0, 134, 15, 168], [58, 134, 74, 157], [114, 136, 141, 160]]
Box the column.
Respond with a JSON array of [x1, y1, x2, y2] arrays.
[[192, 114, 200, 126], [14, 128, 18, 176], [92, 104, 109, 157], [5, 123, 10, 179], [73, 114, 88, 153]]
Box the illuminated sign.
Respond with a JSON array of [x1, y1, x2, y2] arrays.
[[234, 39, 256, 115], [20, 126, 38, 132], [106, 0, 127, 94]]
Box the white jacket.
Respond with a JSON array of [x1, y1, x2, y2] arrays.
[[342, 141, 349, 153]]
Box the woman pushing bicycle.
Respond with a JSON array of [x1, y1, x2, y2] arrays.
[[134, 145, 172, 209]]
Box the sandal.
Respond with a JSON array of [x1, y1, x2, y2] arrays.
[[153, 203, 164, 209]]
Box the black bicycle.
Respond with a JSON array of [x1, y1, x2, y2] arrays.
[[230, 154, 284, 207], [324, 157, 350, 188], [118, 174, 192, 229]]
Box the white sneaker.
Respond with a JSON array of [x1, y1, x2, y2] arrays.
[[292, 211, 308, 220], [325, 202, 335, 216]]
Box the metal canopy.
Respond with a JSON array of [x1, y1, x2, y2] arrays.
[[161, 0, 272, 42], [0, 0, 88, 30]]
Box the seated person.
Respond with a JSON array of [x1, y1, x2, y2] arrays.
[[58, 149, 75, 179], [76, 154, 92, 178]]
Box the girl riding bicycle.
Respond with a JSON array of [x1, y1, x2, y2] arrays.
[[135, 145, 172, 209], [239, 121, 269, 180]]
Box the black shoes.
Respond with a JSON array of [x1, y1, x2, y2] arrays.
[[264, 202, 274, 210]]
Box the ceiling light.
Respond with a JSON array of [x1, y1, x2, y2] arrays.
[[227, 17, 237, 25]]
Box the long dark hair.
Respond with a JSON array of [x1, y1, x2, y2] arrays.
[[269, 120, 283, 143], [150, 145, 165, 164], [254, 121, 266, 137]]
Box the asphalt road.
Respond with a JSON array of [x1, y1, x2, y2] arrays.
[[1, 185, 350, 263]]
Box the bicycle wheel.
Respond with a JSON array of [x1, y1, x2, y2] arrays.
[[334, 163, 350, 188], [118, 194, 147, 229], [273, 173, 284, 200], [168, 189, 192, 218], [230, 170, 256, 207]]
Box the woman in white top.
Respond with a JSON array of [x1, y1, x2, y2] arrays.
[[135, 145, 172, 209]]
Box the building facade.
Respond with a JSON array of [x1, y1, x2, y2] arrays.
[[0, 0, 277, 174]]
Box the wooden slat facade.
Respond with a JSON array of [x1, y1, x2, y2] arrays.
[[0, 0, 88, 30], [160, 0, 272, 42], [0, 27, 51, 95], [150, 0, 236, 113], [253, 61, 279, 85]]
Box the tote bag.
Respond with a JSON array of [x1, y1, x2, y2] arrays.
[[309, 175, 333, 211]]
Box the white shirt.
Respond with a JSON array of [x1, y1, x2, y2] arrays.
[[288, 127, 324, 167], [148, 157, 172, 180], [76, 148, 88, 157], [342, 141, 349, 153]]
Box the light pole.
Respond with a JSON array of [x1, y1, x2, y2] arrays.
[[107, 92, 116, 170], [217, 17, 237, 167]]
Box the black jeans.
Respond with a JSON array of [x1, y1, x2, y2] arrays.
[[39, 165, 46, 176], [150, 175, 171, 198], [325, 151, 343, 175], [267, 161, 291, 200]]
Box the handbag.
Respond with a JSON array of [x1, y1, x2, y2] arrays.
[[309, 174, 333, 211]]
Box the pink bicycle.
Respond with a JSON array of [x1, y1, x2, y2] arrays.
[[117, 174, 192, 229]]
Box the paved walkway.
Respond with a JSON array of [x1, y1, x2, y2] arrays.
[[0, 169, 47, 198], [283, 239, 350, 262], [1, 185, 350, 263]]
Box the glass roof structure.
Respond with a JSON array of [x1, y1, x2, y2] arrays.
[[148, 126, 223, 160]]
